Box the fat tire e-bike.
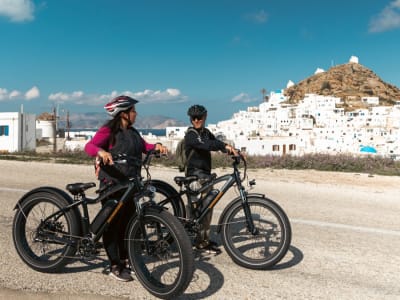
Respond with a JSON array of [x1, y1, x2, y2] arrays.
[[158, 151, 292, 270], [12, 152, 194, 299]]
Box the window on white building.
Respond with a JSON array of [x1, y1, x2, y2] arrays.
[[0, 125, 9, 136], [272, 145, 280, 151]]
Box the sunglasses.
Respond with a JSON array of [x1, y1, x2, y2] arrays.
[[191, 115, 204, 121]]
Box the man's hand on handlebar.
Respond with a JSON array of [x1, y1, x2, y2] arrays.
[[155, 143, 168, 155], [225, 144, 239, 157]]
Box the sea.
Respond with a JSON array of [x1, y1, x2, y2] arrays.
[[137, 128, 166, 137]]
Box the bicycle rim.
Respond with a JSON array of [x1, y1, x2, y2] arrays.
[[221, 197, 291, 269], [126, 209, 194, 299]]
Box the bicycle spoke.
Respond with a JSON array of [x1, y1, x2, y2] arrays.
[[221, 197, 291, 269]]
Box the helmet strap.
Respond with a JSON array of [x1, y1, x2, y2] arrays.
[[120, 112, 132, 128]]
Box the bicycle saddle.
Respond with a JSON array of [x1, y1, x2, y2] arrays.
[[174, 175, 198, 186], [66, 182, 96, 195]]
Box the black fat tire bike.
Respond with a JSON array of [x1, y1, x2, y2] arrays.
[[12, 152, 194, 299], [155, 151, 292, 270]]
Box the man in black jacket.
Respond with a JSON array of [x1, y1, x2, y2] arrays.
[[184, 104, 237, 254]]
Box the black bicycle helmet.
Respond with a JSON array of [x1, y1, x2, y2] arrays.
[[104, 95, 138, 117], [187, 104, 207, 118]]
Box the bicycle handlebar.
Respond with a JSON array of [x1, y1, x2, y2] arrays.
[[230, 150, 247, 182], [142, 149, 162, 167]]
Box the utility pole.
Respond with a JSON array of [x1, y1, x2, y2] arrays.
[[53, 106, 57, 152], [66, 110, 71, 140]]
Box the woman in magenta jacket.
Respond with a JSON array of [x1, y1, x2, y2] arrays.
[[84, 95, 167, 282]]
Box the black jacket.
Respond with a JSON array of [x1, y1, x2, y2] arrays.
[[184, 127, 226, 174], [99, 127, 144, 182]]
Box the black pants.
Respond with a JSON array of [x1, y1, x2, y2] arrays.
[[186, 169, 214, 245], [101, 192, 135, 266]]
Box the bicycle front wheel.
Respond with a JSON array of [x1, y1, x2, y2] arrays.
[[220, 196, 291, 270], [126, 207, 194, 299]]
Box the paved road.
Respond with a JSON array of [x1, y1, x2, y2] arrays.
[[1, 160, 399, 299]]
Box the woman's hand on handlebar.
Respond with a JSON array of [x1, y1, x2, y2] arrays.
[[97, 149, 113, 165]]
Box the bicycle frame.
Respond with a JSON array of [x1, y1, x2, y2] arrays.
[[36, 166, 149, 250], [177, 153, 258, 234]]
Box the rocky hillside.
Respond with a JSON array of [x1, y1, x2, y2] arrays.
[[284, 62, 400, 110], [135, 115, 186, 129]]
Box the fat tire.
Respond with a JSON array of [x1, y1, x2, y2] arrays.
[[12, 191, 80, 273], [220, 196, 291, 270], [126, 208, 194, 299]]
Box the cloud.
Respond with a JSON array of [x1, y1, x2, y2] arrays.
[[231, 92, 257, 103], [48, 91, 106, 106], [0, 0, 35, 22], [48, 88, 188, 106], [244, 9, 268, 24], [9, 90, 21, 99], [0, 88, 8, 101], [25, 86, 40, 100], [369, 0, 400, 33], [130, 88, 188, 103], [0, 86, 39, 101]]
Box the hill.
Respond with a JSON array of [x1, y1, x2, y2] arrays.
[[284, 61, 400, 110], [57, 112, 186, 129]]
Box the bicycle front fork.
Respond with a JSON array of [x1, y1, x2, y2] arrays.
[[240, 189, 259, 235]]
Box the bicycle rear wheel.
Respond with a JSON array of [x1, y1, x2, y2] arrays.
[[146, 179, 185, 219], [220, 196, 291, 270], [12, 191, 80, 272], [126, 207, 194, 299]]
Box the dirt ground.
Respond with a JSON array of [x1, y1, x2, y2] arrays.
[[1, 160, 399, 299]]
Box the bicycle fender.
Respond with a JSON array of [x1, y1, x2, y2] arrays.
[[216, 193, 266, 233], [14, 186, 73, 209], [14, 186, 83, 224], [143, 204, 164, 214], [145, 179, 186, 218], [146, 179, 180, 196]]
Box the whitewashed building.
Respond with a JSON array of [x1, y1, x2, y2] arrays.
[[0, 112, 36, 152], [166, 88, 400, 158]]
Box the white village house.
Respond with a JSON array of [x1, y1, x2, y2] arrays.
[[0, 112, 36, 152], [204, 92, 400, 157]]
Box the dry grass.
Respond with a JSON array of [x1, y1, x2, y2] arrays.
[[1, 151, 399, 176]]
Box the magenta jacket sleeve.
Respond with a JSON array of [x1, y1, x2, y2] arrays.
[[142, 138, 156, 153], [84, 126, 111, 157], [84, 126, 155, 157]]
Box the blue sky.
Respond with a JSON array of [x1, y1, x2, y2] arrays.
[[1, 0, 400, 124]]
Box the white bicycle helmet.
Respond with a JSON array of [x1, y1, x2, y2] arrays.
[[104, 95, 138, 117]]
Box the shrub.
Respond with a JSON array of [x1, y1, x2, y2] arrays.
[[2, 151, 400, 176]]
